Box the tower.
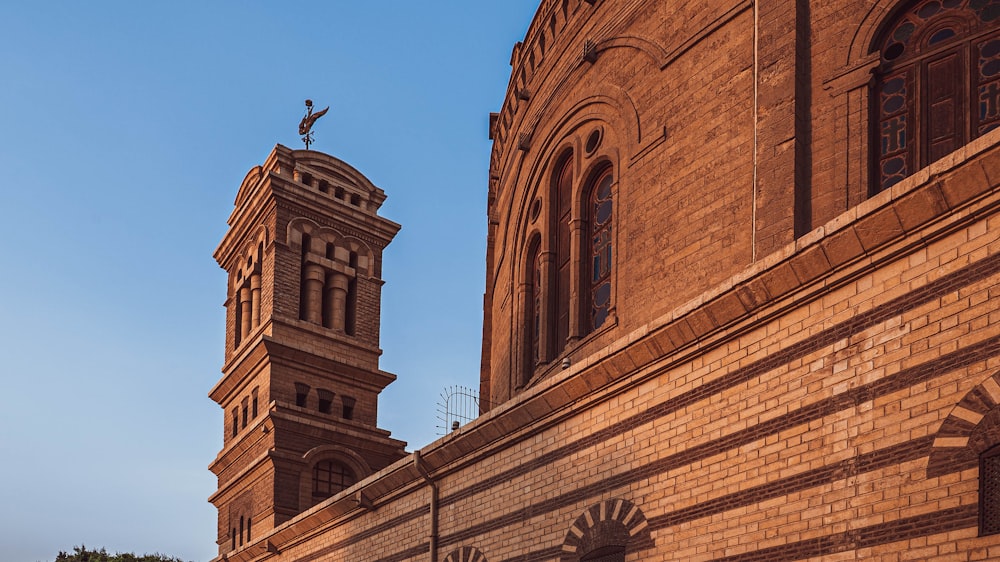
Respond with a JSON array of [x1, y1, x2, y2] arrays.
[[208, 145, 406, 557]]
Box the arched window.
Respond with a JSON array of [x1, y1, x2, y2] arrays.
[[873, 0, 1000, 193], [553, 153, 574, 355], [312, 459, 357, 500], [586, 167, 613, 333], [524, 237, 541, 382], [561, 499, 649, 562]]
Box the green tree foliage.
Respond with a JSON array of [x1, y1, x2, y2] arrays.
[[53, 545, 188, 562]]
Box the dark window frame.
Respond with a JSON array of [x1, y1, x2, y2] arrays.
[[312, 459, 357, 500], [981, 443, 1000, 535], [871, 0, 1000, 194], [585, 166, 614, 334]]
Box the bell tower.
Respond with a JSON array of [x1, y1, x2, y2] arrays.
[[208, 144, 407, 557]]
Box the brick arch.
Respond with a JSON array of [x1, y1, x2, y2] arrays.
[[336, 236, 374, 277], [443, 546, 488, 562], [290, 149, 379, 195], [298, 444, 372, 511], [301, 443, 372, 476], [286, 217, 344, 250], [560, 498, 652, 561], [591, 35, 670, 68], [232, 226, 268, 293], [234, 165, 264, 210], [927, 371, 1000, 478], [847, 0, 902, 64], [495, 93, 632, 290], [507, 108, 625, 274]]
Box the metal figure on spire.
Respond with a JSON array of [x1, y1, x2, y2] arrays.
[[299, 99, 329, 150]]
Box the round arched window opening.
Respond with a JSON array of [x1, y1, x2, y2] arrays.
[[588, 167, 614, 332]]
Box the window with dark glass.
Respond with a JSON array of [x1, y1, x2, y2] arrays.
[[981, 443, 1000, 535], [873, 0, 1000, 193], [312, 460, 356, 500], [231, 408, 238, 438], [251, 388, 258, 419], [587, 167, 613, 332], [553, 155, 573, 353], [241, 398, 248, 429]]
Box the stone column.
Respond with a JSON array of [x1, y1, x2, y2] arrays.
[[303, 263, 325, 325], [239, 285, 252, 341], [326, 272, 350, 332], [250, 272, 262, 328]]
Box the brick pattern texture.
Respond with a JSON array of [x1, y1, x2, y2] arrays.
[[210, 1, 1000, 561]]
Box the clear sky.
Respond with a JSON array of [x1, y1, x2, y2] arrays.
[[0, 2, 540, 560]]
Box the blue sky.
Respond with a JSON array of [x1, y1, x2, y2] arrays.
[[0, 2, 539, 560]]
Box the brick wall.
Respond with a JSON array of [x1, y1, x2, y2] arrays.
[[228, 134, 1000, 562], [212, 1, 1000, 560]]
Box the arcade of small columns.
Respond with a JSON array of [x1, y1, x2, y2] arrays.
[[234, 242, 264, 348], [293, 223, 370, 336]]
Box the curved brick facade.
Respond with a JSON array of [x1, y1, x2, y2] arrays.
[[211, 1, 1000, 561]]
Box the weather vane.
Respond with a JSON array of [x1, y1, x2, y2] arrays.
[[299, 99, 329, 150]]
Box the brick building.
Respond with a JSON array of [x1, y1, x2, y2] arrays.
[[209, 0, 1000, 560]]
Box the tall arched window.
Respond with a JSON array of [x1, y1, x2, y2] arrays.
[[553, 154, 574, 354], [873, 0, 1000, 193], [586, 167, 613, 332], [524, 238, 542, 382]]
